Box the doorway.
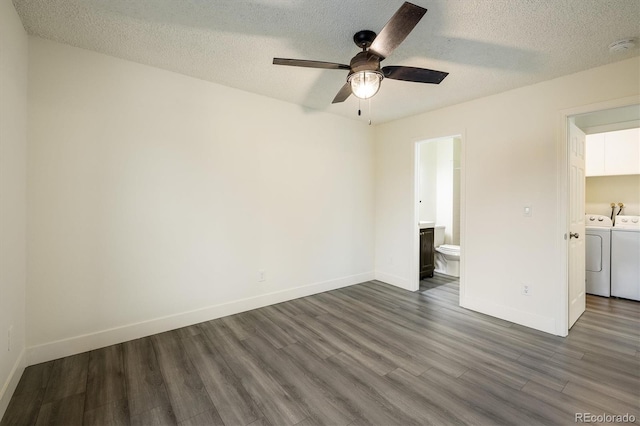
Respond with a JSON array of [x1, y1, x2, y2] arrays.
[[412, 135, 464, 295], [559, 97, 640, 335]]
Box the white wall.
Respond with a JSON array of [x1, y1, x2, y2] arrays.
[[0, 0, 28, 418], [27, 38, 375, 363], [586, 175, 640, 216], [14, 26, 640, 373], [374, 57, 640, 334]]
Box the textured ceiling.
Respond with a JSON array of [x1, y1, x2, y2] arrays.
[[13, 0, 640, 123]]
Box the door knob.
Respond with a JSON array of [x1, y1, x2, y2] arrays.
[[569, 232, 580, 239]]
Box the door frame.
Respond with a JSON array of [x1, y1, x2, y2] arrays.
[[556, 95, 639, 336], [411, 133, 466, 300]]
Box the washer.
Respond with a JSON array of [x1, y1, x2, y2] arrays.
[[611, 215, 640, 301], [585, 214, 612, 297]]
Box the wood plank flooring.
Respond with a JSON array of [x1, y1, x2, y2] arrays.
[[3, 275, 639, 425]]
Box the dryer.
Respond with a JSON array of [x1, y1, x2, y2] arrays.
[[585, 214, 612, 297], [611, 215, 640, 301]]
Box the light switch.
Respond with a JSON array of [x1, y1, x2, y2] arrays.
[[524, 206, 532, 217]]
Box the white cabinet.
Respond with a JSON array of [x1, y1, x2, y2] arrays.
[[585, 133, 605, 176], [586, 128, 640, 176], [605, 128, 640, 175]]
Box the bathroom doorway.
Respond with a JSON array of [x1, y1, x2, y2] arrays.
[[412, 135, 464, 294]]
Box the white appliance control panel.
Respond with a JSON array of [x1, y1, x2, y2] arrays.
[[614, 215, 640, 229], [585, 215, 612, 227]]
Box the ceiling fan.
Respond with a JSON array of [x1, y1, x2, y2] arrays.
[[273, 2, 448, 104]]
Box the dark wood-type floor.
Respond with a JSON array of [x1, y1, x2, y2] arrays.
[[3, 275, 640, 426]]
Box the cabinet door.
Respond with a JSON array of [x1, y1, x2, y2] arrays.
[[585, 133, 605, 176], [419, 228, 434, 278], [604, 128, 640, 175]]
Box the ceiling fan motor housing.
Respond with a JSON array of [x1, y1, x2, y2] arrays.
[[349, 51, 382, 78]]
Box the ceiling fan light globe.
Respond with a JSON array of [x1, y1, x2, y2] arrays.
[[348, 71, 383, 99]]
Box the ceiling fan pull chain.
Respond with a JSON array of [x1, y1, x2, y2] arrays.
[[368, 98, 372, 125], [358, 98, 362, 116]]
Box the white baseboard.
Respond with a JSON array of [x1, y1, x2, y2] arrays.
[[460, 296, 557, 335], [374, 270, 412, 291], [26, 272, 374, 366], [0, 348, 26, 421]]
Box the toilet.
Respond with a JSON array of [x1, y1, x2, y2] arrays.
[[434, 225, 460, 277]]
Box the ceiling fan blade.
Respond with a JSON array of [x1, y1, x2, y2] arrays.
[[369, 2, 427, 60], [382, 66, 448, 84], [332, 82, 352, 103], [273, 58, 350, 70]]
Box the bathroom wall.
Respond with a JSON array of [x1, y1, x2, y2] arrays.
[[418, 137, 460, 245], [436, 140, 454, 244], [586, 175, 640, 216], [418, 142, 437, 223], [452, 138, 461, 245]]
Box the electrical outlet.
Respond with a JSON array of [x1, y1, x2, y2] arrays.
[[522, 285, 531, 296], [8, 325, 13, 352], [258, 269, 266, 282]]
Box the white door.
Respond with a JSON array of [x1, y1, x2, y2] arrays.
[[568, 121, 586, 328]]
